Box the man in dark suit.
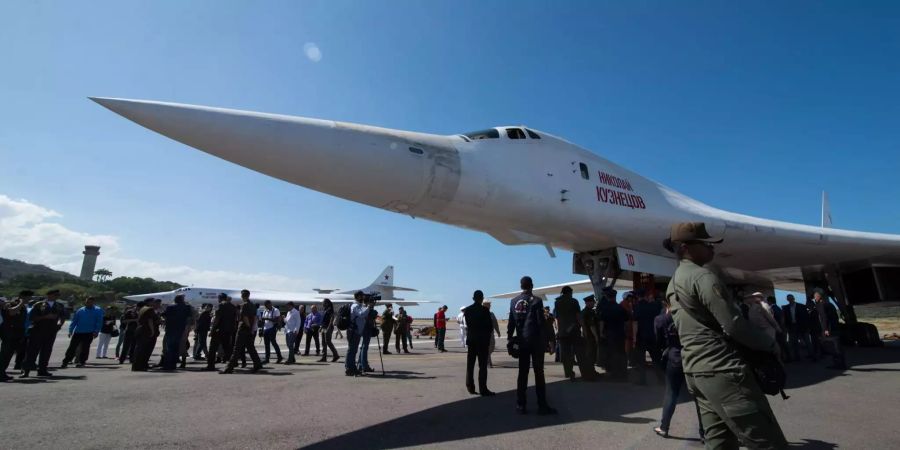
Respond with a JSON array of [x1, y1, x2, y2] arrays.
[[161, 295, 192, 371], [782, 294, 811, 362], [22, 289, 66, 378], [203, 293, 237, 371], [464, 290, 494, 396], [808, 289, 847, 369]]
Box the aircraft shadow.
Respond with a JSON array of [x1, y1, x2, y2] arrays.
[[301, 344, 900, 449], [301, 378, 660, 449]]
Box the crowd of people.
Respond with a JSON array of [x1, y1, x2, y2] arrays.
[[0, 288, 421, 379], [454, 222, 853, 448], [0, 221, 858, 449]]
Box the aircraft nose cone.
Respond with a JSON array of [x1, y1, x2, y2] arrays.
[[91, 97, 462, 218]]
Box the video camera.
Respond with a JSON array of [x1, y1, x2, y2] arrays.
[[362, 292, 382, 303]]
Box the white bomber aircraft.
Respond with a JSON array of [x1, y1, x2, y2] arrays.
[[123, 265, 422, 308], [93, 97, 900, 324]]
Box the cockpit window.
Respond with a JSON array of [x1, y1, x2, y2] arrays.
[[525, 129, 541, 139], [464, 129, 500, 140], [579, 163, 590, 180], [506, 128, 526, 139]]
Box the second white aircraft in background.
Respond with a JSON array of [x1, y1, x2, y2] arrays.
[[123, 265, 425, 308]]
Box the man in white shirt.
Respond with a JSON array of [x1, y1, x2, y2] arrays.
[[283, 302, 302, 364], [457, 307, 468, 347], [260, 301, 283, 364]]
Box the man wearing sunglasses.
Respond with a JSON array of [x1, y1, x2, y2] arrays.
[[664, 222, 787, 449]]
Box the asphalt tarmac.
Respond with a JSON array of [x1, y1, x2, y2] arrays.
[[2, 326, 899, 449]]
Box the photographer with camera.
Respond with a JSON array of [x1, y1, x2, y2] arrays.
[[357, 295, 378, 373], [344, 292, 366, 376]]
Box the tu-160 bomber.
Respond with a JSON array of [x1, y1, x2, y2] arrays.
[[92, 97, 900, 330]]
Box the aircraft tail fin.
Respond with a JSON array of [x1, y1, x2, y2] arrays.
[[339, 265, 418, 300], [821, 191, 833, 228]]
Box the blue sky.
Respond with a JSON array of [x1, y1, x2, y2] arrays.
[[1, 1, 899, 314]]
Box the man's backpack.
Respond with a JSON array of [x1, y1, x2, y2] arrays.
[[337, 304, 352, 331]]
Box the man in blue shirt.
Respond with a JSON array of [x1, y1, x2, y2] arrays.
[[61, 297, 104, 368], [303, 305, 322, 356]]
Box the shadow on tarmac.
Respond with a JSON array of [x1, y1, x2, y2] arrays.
[[301, 378, 659, 449], [367, 370, 436, 380], [301, 344, 900, 449], [7, 375, 87, 384], [789, 438, 839, 449]]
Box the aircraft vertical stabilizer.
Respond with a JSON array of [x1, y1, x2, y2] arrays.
[[822, 191, 833, 228]]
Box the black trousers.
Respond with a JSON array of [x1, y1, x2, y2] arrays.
[[517, 344, 548, 408], [206, 329, 234, 368], [558, 336, 578, 377], [436, 328, 446, 350], [304, 329, 320, 355], [132, 333, 157, 371], [395, 329, 408, 352], [293, 328, 304, 355], [24, 329, 57, 372], [0, 334, 25, 374], [14, 336, 28, 369], [119, 328, 136, 363], [228, 328, 261, 368], [596, 336, 609, 369], [62, 333, 95, 365], [321, 327, 338, 358], [382, 328, 393, 352], [466, 340, 490, 391], [606, 337, 627, 379], [193, 330, 209, 359], [263, 328, 282, 361], [633, 340, 663, 384]]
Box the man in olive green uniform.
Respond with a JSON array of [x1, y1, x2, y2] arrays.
[[664, 222, 787, 449], [580, 296, 599, 372], [381, 304, 396, 355], [394, 306, 410, 354], [221, 290, 262, 374]]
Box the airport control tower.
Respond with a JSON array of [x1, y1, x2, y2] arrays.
[[80, 245, 101, 280]]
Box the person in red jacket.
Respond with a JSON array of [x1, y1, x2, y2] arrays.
[[435, 305, 448, 352]]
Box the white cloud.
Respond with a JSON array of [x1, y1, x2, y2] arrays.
[[0, 194, 309, 291], [303, 42, 322, 63]]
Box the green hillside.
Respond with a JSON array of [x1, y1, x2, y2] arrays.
[[0, 257, 183, 304]]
